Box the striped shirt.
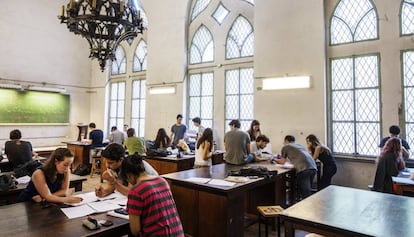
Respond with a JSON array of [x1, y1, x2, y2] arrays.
[[127, 176, 184, 237]]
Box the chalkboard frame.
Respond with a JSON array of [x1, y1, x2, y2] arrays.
[[0, 88, 70, 124]]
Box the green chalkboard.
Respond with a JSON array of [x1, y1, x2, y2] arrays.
[[0, 88, 70, 124]]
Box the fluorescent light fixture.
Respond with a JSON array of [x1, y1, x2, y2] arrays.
[[28, 86, 67, 93], [0, 83, 23, 90], [149, 86, 176, 95], [262, 76, 311, 90]]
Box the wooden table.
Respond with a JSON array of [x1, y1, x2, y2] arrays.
[[280, 185, 414, 237], [162, 162, 294, 237], [393, 175, 414, 195], [63, 141, 92, 170], [0, 174, 87, 206], [0, 201, 129, 237], [145, 151, 224, 175]]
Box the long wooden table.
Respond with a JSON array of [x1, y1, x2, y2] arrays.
[[281, 185, 414, 237], [0, 201, 129, 237], [162, 162, 294, 237], [0, 174, 87, 206]]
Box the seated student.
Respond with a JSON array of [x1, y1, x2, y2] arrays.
[[250, 135, 270, 161], [124, 128, 146, 155], [4, 129, 37, 169], [379, 125, 410, 160], [194, 128, 214, 167], [88, 122, 104, 148], [373, 137, 405, 194], [123, 154, 184, 237], [272, 135, 317, 200], [154, 128, 171, 149], [17, 148, 83, 204], [95, 143, 158, 198]]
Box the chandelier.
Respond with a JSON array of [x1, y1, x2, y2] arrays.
[[58, 0, 144, 71]]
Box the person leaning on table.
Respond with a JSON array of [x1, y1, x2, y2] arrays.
[[17, 148, 83, 204], [94, 143, 158, 198]]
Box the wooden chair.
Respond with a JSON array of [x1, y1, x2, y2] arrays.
[[257, 205, 284, 237]]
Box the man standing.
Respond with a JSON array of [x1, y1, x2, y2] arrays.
[[379, 125, 410, 160], [109, 126, 124, 145], [273, 135, 317, 200], [170, 114, 187, 148], [192, 117, 205, 140], [224, 119, 253, 165]]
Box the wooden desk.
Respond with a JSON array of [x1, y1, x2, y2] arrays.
[[0, 174, 87, 206], [393, 175, 414, 195], [162, 163, 294, 237], [0, 201, 129, 237], [281, 185, 414, 237], [63, 141, 91, 170]]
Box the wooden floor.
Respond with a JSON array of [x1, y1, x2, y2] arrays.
[[82, 174, 317, 237]]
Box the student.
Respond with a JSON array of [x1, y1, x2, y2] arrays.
[[194, 128, 214, 167], [273, 135, 317, 200], [373, 137, 405, 194], [379, 125, 410, 160], [108, 126, 124, 145], [4, 129, 37, 169], [192, 117, 205, 139], [17, 148, 83, 204], [170, 114, 187, 147], [123, 154, 184, 237], [224, 119, 253, 165], [124, 128, 146, 155], [88, 122, 104, 148], [250, 135, 270, 161], [247, 119, 261, 142], [154, 128, 171, 149], [95, 143, 158, 198], [306, 134, 337, 190]]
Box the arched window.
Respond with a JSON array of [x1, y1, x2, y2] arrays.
[[226, 15, 254, 59], [330, 0, 378, 45], [133, 40, 147, 72], [190, 0, 211, 22], [401, 0, 414, 35], [189, 25, 214, 64], [111, 45, 127, 75]]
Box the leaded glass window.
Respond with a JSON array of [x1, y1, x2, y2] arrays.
[[191, 0, 211, 22], [190, 25, 214, 64], [226, 16, 254, 59], [330, 55, 380, 156], [213, 3, 230, 25], [403, 51, 414, 147], [243, 0, 254, 6], [109, 81, 126, 130], [225, 68, 254, 131], [188, 72, 214, 131], [131, 80, 146, 137], [111, 46, 126, 75], [133, 40, 147, 72], [330, 0, 378, 45], [402, 0, 414, 35]]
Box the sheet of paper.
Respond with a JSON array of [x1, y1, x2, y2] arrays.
[[208, 179, 236, 187], [61, 205, 96, 219], [185, 177, 211, 184], [69, 192, 99, 206], [88, 200, 123, 213]]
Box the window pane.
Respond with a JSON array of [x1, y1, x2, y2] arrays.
[[401, 1, 414, 35], [226, 16, 254, 59], [191, 0, 211, 21], [190, 26, 214, 64]]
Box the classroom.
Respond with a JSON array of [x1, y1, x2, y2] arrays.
[[1, 0, 414, 236]]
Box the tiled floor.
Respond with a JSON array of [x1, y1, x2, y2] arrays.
[[82, 174, 316, 237]]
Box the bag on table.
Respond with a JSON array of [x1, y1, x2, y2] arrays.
[[0, 174, 17, 191], [13, 160, 43, 178]]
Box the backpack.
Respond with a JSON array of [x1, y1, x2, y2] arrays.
[[13, 160, 43, 178], [146, 148, 172, 157], [73, 164, 91, 176], [0, 174, 17, 191]]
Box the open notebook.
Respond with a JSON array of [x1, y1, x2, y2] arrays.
[[60, 191, 127, 219]]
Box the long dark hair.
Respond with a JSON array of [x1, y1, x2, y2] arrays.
[[196, 128, 213, 152], [306, 134, 331, 155], [43, 148, 73, 182], [155, 128, 170, 148], [247, 120, 260, 141]]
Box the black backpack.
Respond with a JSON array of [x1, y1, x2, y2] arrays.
[[14, 160, 43, 178], [0, 174, 17, 191]]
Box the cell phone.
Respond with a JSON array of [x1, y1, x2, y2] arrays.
[[114, 208, 128, 215]]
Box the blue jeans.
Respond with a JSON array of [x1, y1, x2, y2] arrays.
[[296, 169, 317, 200], [244, 154, 254, 163]]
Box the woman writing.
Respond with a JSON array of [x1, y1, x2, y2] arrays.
[[373, 137, 405, 193], [306, 134, 337, 190], [123, 153, 184, 237], [194, 128, 214, 167], [154, 128, 171, 149], [18, 148, 83, 204]]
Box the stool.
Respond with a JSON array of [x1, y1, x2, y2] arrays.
[[257, 205, 284, 237], [90, 156, 102, 178]]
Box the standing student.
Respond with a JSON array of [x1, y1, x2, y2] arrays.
[[88, 122, 104, 148], [247, 119, 261, 142], [95, 143, 158, 198], [379, 125, 410, 160], [224, 119, 253, 165], [123, 154, 184, 237], [273, 135, 317, 200], [306, 134, 337, 190], [170, 114, 187, 147], [194, 128, 214, 167], [192, 117, 205, 140], [108, 126, 124, 145], [124, 128, 146, 155], [373, 137, 405, 194], [5, 129, 37, 169], [18, 148, 83, 204]]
